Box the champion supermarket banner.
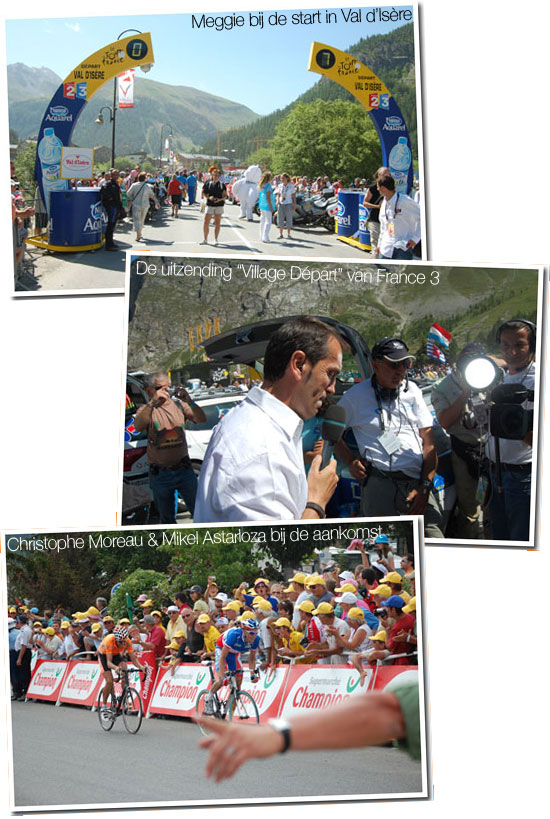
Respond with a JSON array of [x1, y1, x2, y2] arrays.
[[27, 659, 418, 720], [26, 651, 157, 710]]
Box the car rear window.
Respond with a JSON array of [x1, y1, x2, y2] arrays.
[[186, 400, 242, 431]]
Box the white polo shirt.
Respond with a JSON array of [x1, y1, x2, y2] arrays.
[[194, 386, 307, 522], [338, 378, 434, 478]]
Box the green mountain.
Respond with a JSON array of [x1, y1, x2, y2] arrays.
[[7, 63, 259, 155], [200, 23, 418, 164], [127, 259, 538, 372]]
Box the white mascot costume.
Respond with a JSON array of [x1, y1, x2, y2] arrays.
[[232, 165, 261, 220]]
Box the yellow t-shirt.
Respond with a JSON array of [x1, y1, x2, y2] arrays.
[[204, 626, 221, 654]]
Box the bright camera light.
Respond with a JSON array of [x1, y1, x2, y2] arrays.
[[463, 357, 499, 391]]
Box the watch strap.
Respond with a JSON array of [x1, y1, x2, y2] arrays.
[[268, 718, 291, 753], [305, 501, 326, 518]]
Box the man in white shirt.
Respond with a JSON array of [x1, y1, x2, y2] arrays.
[[194, 316, 341, 522], [486, 319, 536, 542], [335, 337, 444, 538], [14, 615, 33, 700], [376, 173, 420, 260]]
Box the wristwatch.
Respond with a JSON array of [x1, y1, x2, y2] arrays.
[[418, 478, 432, 494], [267, 717, 292, 753]]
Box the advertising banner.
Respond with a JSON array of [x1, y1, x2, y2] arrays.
[[26, 660, 69, 702], [278, 664, 368, 718], [149, 662, 209, 717], [148, 663, 288, 722], [59, 660, 103, 706], [34, 32, 154, 212], [118, 69, 135, 108], [371, 666, 419, 691], [308, 41, 413, 194], [60, 147, 94, 180]]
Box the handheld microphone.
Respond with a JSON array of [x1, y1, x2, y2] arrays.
[[320, 404, 347, 469]]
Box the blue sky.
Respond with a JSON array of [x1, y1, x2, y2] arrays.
[[6, 8, 414, 115]]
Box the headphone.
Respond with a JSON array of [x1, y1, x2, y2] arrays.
[[495, 318, 536, 353], [371, 374, 399, 401], [371, 337, 410, 399]]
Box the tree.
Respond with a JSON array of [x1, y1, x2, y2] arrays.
[[270, 99, 382, 181], [108, 569, 169, 620], [245, 146, 273, 169], [14, 142, 39, 197]]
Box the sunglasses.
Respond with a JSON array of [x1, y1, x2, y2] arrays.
[[383, 359, 411, 370]]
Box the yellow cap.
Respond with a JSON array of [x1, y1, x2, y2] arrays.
[[312, 602, 334, 615], [384, 572, 402, 585], [253, 599, 273, 612], [347, 607, 365, 620], [290, 572, 307, 585], [373, 584, 392, 599], [273, 617, 292, 628], [370, 630, 387, 642], [403, 597, 416, 613], [297, 600, 315, 614], [197, 614, 211, 624], [222, 601, 242, 612]]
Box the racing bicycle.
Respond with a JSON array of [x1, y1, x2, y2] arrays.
[[97, 666, 145, 734], [195, 661, 260, 735]]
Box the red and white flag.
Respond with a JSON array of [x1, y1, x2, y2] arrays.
[[118, 69, 135, 108]]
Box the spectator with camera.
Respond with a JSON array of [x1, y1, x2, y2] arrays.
[[134, 371, 206, 523]]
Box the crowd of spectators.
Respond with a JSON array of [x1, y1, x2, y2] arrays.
[[8, 537, 418, 699]]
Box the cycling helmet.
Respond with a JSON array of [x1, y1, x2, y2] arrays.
[[240, 617, 259, 631], [114, 626, 129, 644]]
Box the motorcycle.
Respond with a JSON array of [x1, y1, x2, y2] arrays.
[[273, 192, 338, 232]]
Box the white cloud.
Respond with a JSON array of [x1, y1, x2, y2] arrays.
[[64, 22, 81, 33]]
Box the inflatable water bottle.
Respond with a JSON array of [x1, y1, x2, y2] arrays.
[[37, 127, 68, 212], [388, 136, 412, 195]]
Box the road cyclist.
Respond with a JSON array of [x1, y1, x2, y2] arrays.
[[201, 617, 260, 716], [97, 626, 146, 724]]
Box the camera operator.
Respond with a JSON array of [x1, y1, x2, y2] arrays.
[[134, 371, 206, 523], [431, 343, 489, 539], [486, 320, 536, 542]]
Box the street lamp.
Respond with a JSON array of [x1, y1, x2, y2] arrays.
[[95, 29, 147, 168], [95, 106, 116, 166], [159, 124, 173, 172]]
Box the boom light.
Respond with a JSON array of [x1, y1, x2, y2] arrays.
[[462, 356, 501, 392]]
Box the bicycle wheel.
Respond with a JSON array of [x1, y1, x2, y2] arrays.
[[228, 690, 260, 725], [195, 689, 220, 736], [121, 686, 143, 734], [97, 688, 116, 732]]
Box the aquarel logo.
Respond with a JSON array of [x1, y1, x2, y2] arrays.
[[46, 105, 73, 123], [383, 116, 406, 132], [83, 201, 104, 233]]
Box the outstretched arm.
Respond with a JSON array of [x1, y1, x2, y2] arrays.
[[197, 690, 406, 782]]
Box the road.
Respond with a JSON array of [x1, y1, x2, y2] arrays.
[[22, 190, 374, 293], [11, 699, 423, 808]]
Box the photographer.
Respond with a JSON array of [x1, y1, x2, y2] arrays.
[[431, 342, 489, 539], [134, 372, 206, 523], [486, 320, 536, 542]]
